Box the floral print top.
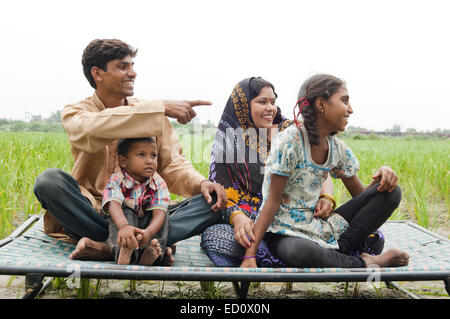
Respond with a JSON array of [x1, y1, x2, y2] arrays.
[[259, 125, 360, 249]]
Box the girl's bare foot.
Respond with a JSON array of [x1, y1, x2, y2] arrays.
[[68, 237, 112, 260], [361, 248, 410, 268], [138, 239, 162, 266]]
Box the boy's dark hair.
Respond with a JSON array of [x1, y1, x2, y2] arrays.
[[117, 137, 156, 157], [82, 39, 138, 89], [298, 74, 346, 145]]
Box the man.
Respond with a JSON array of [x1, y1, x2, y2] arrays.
[[33, 39, 227, 264]]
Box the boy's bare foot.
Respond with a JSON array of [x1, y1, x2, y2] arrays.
[[361, 248, 410, 268], [160, 246, 175, 266], [68, 237, 112, 261], [137, 239, 162, 266]]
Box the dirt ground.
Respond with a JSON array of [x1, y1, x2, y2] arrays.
[[0, 275, 449, 299]]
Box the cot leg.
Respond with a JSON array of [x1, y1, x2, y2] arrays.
[[232, 281, 250, 299], [444, 277, 450, 296], [385, 281, 420, 299], [23, 273, 44, 299]]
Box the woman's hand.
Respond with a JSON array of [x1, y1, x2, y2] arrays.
[[369, 166, 399, 192], [233, 214, 255, 249], [314, 197, 334, 219]]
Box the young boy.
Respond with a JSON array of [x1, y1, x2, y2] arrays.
[[102, 137, 170, 265]]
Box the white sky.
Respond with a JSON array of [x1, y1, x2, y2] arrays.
[[1, 0, 449, 131]]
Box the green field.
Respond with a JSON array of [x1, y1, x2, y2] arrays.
[[0, 131, 449, 240]]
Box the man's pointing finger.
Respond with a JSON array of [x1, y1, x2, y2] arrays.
[[187, 100, 213, 107]]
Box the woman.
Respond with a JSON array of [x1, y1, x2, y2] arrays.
[[200, 77, 336, 267]]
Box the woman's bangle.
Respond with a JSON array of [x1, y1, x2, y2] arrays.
[[229, 210, 247, 226], [118, 223, 129, 230], [319, 193, 336, 210], [241, 255, 256, 261]]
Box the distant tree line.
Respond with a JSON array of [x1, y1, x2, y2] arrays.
[[343, 124, 450, 139], [0, 110, 64, 132], [1, 114, 448, 138], [0, 111, 218, 133]]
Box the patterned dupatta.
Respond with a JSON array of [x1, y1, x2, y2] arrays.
[[208, 78, 292, 217]]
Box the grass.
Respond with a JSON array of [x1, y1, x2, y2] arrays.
[[338, 137, 449, 230], [0, 132, 72, 238]]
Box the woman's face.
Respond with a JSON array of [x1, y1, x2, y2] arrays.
[[250, 86, 277, 129]]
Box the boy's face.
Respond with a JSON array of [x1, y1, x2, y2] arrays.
[[93, 55, 137, 100], [119, 141, 158, 184]]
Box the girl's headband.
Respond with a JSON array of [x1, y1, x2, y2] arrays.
[[293, 97, 310, 126]]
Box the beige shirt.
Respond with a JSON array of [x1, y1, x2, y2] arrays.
[[43, 92, 207, 239]]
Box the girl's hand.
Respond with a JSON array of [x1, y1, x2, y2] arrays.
[[118, 225, 144, 250], [233, 214, 255, 249], [314, 198, 333, 219], [240, 257, 257, 268], [370, 166, 399, 192]]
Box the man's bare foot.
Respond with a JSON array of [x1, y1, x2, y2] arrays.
[[117, 246, 135, 265], [361, 248, 410, 268], [137, 239, 162, 266], [68, 237, 112, 261]]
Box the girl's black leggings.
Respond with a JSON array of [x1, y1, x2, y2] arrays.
[[265, 182, 402, 268]]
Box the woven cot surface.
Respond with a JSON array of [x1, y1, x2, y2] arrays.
[[0, 217, 449, 274]]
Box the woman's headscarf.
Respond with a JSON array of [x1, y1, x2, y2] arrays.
[[208, 77, 292, 216]]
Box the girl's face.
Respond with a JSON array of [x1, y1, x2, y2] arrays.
[[321, 86, 353, 132], [250, 86, 277, 129]]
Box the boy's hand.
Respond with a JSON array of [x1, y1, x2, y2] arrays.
[[138, 229, 154, 248], [118, 225, 145, 249]]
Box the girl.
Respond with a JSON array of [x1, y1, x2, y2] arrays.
[[240, 74, 410, 269]]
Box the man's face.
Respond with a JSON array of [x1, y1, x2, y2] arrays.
[[95, 55, 137, 99]]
